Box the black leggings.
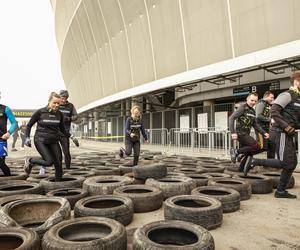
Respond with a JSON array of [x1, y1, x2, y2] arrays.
[[30, 139, 63, 181], [125, 138, 140, 166], [59, 136, 71, 169], [0, 157, 11, 176]]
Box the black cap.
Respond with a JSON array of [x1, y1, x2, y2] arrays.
[[59, 90, 69, 97]]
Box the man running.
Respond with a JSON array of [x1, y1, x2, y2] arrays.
[[58, 90, 79, 169], [0, 93, 18, 176], [255, 90, 275, 158], [229, 92, 269, 171], [244, 72, 300, 199]]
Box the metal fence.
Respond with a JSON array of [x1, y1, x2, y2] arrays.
[[73, 127, 300, 162]]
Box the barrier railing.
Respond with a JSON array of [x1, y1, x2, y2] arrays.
[[72, 127, 300, 162]]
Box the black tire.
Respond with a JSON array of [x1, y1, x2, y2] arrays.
[[64, 170, 96, 178], [123, 172, 145, 185], [133, 163, 167, 180], [46, 188, 88, 209], [145, 176, 196, 200], [42, 217, 127, 250], [200, 165, 225, 173], [0, 227, 40, 250], [174, 168, 205, 175], [92, 166, 121, 176], [83, 175, 133, 195], [164, 195, 222, 229], [119, 163, 134, 175], [27, 174, 52, 183], [133, 220, 215, 250], [233, 174, 273, 194], [0, 181, 42, 197], [40, 176, 85, 193], [0, 194, 45, 208], [0, 172, 28, 181], [0, 197, 71, 236], [113, 184, 163, 212], [208, 178, 252, 201], [262, 172, 295, 189], [184, 174, 209, 187], [201, 173, 232, 180], [74, 195, 133, 226], [192, 186, 240, 213]]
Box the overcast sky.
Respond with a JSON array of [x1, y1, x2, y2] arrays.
[[0, 0, 65, 110]]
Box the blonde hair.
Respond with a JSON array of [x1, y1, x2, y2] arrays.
[[131, 105, 141, 114], [48, 92, 61, 102]]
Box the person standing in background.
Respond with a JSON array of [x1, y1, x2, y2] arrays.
[[19, 121, 27, 150], [255, 91, 275, 159], [11, 124, 19, 151]]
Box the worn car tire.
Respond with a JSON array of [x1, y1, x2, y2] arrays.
[[146, 176, 196, 200], [46, 188, 88, 209], [133, 163, 167, 180], [114, 184, 163, 212], [74, 195, 133, 226], [0, 197, 71, 236], [0, 227, 40, 250], [233, 174, 273, 194], [133, 220, 214, 250], [42, 217, 127, 250], [0, 181, 42, 197], [262, 172, 295, 189], [208, 178, 252, 201], [192, 186, 240, 213], [164, 195, 223, 229], [83, 176, 133, 195], [40, 176, 85, 193]]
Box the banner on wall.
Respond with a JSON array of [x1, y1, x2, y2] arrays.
[[180, 115, 189, 132], [215, 111, 228, 130], [197, 113, 208, 130]]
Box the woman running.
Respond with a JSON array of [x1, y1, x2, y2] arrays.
[[119, 105, 149, 166], [23, 92, 70, 181]]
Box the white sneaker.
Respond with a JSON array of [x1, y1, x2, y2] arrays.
[[39, 166, 46, 175], [20, 147, 25, 151]]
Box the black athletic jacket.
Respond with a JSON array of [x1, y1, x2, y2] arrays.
[[25, 107, 70, 143], [229, 103, 265, 136], [59, 102, 77, 131], [255, 99, 271, 131], [271, 88, 300, 133]]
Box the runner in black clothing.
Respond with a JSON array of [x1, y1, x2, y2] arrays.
[[19, 121, 27, 149], [0, 96, 18, 176], [119, 105, 149, 166], [255, 91, 275, 158], [11, 125, 19, 151], [23, 92, 71, 181], [58, 90, 79, 169], [229, 92, 269, 171], [244, 73, 300, 198]]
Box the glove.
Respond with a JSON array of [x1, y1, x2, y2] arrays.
[[284, 125, 295, 135], [24, 137, 32, 147], [70, 135, 79, 147]]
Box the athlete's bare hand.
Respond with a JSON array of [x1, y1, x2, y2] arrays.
[[264, 133, 269, 139], [231, 133, 238, 140], [1, 132, 10, 140]]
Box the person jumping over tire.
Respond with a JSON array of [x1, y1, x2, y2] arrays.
[[119, 105, 149, 166], [244, 72, 300, 199], [229, 92, 269, 172], [23, 92, 71, 181]]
